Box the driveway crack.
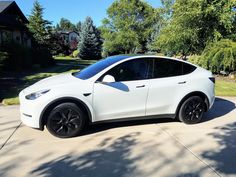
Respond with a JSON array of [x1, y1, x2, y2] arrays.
[[157, 125, 222, 177], [0, 122, 22, 150]]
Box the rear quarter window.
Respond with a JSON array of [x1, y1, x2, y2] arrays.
[[153, 58, 196, 79], [182, 62, 196, 75]]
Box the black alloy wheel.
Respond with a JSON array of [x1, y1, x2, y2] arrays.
[[46, 103, 85, 138], [178, 96, 205, 124]]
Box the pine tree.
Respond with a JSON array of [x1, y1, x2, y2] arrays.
[[27, 0, 52, 47], [78, 17, 102, 60]]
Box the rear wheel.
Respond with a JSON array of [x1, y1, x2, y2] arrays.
[[46, 103, 85, 138], [178, 96, 205, 124]]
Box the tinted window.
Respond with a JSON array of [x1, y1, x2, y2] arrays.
[[104, 58, 151, 82], [153, 59, 182, 78], [72, 55, 129, 80], [152, 58, 196, 78], [183, 62, 196, 74]]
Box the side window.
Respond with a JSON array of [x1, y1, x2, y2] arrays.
[[183, 62, 196, 74], [153, 59, 196, 78], [153, 59, 183, 78], [105, 58, 151, 82]]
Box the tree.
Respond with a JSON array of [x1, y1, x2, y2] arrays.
[[27, 0, 52, 47], [76, 21, 82, 34], [101, 0, 155, 55], [27, 0, 53, 66], [156, 0, 236, 58], [147, 0, 175, 52], [199, 39, 236, 73], [57, 18, 76, 31], [78, 17, 102, 60]]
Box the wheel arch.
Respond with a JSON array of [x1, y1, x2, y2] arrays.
[[39, 97, 92, 130], [175, 91, 210, 116]]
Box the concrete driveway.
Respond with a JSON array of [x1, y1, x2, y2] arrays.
[[0, 97, 236, 177]]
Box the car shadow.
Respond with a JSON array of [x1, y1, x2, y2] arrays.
[[81, 118, 176, 136], [202, 97, 236, 122], [81, 97, 235, 136]]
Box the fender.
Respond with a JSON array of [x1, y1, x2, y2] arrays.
[[175, 91, 210, 116], [39, 97, 93, 130]]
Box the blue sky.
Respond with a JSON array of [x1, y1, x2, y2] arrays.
[[13, 0, 162, 26]]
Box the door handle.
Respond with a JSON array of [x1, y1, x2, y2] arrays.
[[178, 81, 186, 84], [136, 85, 145, 88]]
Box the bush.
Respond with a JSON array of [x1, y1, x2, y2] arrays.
[[200, 39, 236, 73], [0, 51, 8, 72], [189, 39, 236, 73], [2, 44, 33, 71], [0, 44, 54, 71], [188, 55, 202, 66], [33, 48, 54, 67], [72, 50, 79, 58]]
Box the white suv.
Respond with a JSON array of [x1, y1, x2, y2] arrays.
[[19, 55, 215, 138]]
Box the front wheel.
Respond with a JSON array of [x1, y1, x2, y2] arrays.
[[178, 96, 205, 124], [46, 103, 85, 138]]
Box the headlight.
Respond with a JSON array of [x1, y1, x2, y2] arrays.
[[25, 89, 50, 100]]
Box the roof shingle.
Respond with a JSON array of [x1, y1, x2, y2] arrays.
[[0, 1, 13, 13]]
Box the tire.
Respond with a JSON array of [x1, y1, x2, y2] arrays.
[[46, 102, 85, 138], [178, 96, 205, 124]]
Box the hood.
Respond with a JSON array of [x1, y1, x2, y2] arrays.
[[23, 73, 81, 94]]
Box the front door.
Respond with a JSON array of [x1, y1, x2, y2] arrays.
[[93, 58, 152, 122]]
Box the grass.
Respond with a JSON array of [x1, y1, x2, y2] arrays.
[[54, 56, 97, 65], [1, 58, 97, 105], [215, 79, 236, 96], [2, 97, 19, 105]]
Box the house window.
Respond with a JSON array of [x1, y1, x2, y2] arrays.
[[2, 30, 13, 44]]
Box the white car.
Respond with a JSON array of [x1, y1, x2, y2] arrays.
[[19, 55, 215, 138]]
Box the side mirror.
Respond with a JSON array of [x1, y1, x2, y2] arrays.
[[102, 75, 115, 83]]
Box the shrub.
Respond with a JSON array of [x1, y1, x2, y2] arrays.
[[189, 39, 236, 73], [188, 55, 202, 66], [33, 48, 54, 67], [72, 50, 79, 58], [1, 43, 53, 71], [0, 51, 8, 72], [2, 44, 33, 70], [200, 39, 236, 73]]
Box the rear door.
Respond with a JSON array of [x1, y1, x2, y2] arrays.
[[146, 58, 194, 116]]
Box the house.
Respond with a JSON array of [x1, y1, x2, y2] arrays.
[[0, 1, 31, 47], [57, 31, 79, 50]]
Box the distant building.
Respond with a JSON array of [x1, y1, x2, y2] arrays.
[[0, 1, 31, 47], [57, 31, 79, 50]]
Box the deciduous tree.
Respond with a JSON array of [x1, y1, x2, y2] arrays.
[[101, 0, 155, 55], [156, 0, 236, 58]]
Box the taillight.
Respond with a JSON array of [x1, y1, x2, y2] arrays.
[[209, 77, 215, 84]]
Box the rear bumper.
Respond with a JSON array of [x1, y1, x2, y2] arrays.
[[209, 95, 215, 109]]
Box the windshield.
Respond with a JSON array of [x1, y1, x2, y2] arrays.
[[72, 55, 129, 80]]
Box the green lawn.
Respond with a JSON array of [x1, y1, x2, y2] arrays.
[[1, 58, 97, 105], [215, 79, 236, 97], [54, 56, 97, 65]]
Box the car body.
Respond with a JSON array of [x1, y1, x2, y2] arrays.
[[19, 55, 215, 138]]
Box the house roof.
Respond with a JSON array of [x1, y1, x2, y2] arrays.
[[0, 1, 28, 23], [0, 1, 12, 13]]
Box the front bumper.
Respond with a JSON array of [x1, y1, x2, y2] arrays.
[[19, 90, 43, 129]]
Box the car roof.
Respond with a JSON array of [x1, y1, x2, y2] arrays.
[[111, 54, 197, 67]]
